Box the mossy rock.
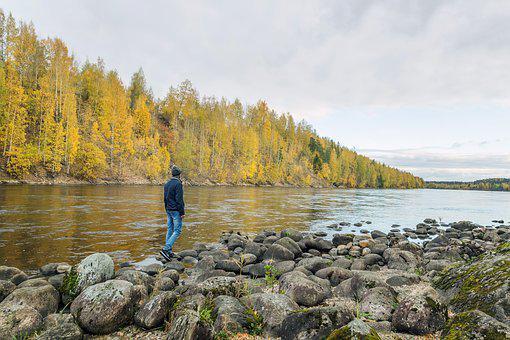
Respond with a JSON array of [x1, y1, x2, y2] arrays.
[[327, 319, 381, 340], [442, 310, 510, 339], [433, 249, 509, 322]]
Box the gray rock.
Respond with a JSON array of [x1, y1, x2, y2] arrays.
[[164, 261, 185, 273], [38, 313, 83, 340], [263, 244, 295, 261], [451, 220, 479, 231], [279, 306, 354, 340], [0, 284, 59, 317], [154, 277, 176, 292], [181, 256, 198, 266], [215, 259, 241, 273], [360, 287, 396, 321], [279, 271, 331, 307], [351, 259, 366, 271], [75, 253, 115, 292], [383, 248, 420, 271], [280, 228, 303, 242], [17, 278, 51, 288], [297, 257, 332, 273], [0, 266, 28, 285], [305, 238, 334, 251], [244, 241, 267, 259], [240, 253, 257, 265], [116, 269, 154, 293], [391, 293, 447, 335], [241, 293, 299, 335], [194, 276, 246, 298], [40, 263, 69, 276], [177, 249, 198, 258], [363, 254, 384, 266], [273, 260, 296, 275], [275, 237, 303, 257], [71, 280, 139, 334], [135, 291, 177, 329], [227, 234, 247, 250], [332, 257, 352, 269], [442, 310, 510, 339], [328, 318, 381, 339], [0, 280, 16, 302], [166, 308, 212, 340], [48, 274, 65, 290], [213, 295, 247, 333], [0, 304, 43, 338], [371, 230, 387, 239], [160, 269, 180, 283]]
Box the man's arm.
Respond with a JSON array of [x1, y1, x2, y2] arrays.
[[163, 184, 169, 210], [176, 182, 185, 216]]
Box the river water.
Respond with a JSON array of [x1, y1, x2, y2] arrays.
[[1, 185, 509, 270]]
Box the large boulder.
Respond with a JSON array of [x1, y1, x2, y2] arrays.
[[0, 280, 15, 302], [116, 269, 154, 293], [441, 310, 510, 339], [193, 276, 246, 298], [297, 257, 332, 273], [0, 266, 28, 285], [279, 271, 331, 307], [71, 279, 140, 334], [0, 304, 43, 338], [213, 295, 248, 333], [360, 287, 396, 321], [327, 318, 381, 339], [275, 237, 303, 257], [37, 313, 83, 340], [166, 308, 212, 340], [383, 249, 420, 271], [391, 292, 448, 335], [241, 293, 299, 335], [135, 291, 177, 329], [280, 228, 303, 242], [263, 244, 295, 261], [0, 285, 60, 317], [279, 306, 354, 340], [433, 247, 510, 323], [75, 253, 115, 293]]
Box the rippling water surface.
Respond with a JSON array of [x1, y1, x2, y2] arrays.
[[1, 185, 509, 270]]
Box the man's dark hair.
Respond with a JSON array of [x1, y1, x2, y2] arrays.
[[171, 165, 182, 177]]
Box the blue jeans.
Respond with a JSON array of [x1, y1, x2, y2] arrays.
[[164, 211, 182, 252]]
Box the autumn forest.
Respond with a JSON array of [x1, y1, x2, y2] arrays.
[[0, 10, 424, 188]]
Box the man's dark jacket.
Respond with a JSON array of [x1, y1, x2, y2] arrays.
[[164, 177, 185, 216]]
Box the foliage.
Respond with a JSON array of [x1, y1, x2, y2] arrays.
[[264, 264, 280, 287], [244, 308, 264, 336], [0, 9, 424, 187], [426, 178, 510, 191], [198, 298, 216, 326], [60, 266, 79, 298]]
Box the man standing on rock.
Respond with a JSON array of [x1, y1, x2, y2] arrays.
[[161, 165, 185, 261]]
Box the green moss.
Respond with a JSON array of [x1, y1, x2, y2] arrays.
[[60, 266, 79, 298], [433, 252, 510, 317], [326, 325, 381, 340], [442, 311, 508, 340]]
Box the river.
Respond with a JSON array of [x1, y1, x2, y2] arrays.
[[0, 185, 509, 271]]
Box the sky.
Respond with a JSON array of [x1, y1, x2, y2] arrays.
[[1, 0, 509, 181]]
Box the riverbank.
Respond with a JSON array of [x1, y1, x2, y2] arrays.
[[1, 219, 509, 339]]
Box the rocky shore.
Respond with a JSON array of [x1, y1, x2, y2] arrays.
[[1, 219, 509, 339]]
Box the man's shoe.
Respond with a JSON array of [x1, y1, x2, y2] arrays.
[[160, 249, 172, 261]]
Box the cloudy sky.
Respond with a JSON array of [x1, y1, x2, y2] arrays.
[[2, 0, 509, 181]]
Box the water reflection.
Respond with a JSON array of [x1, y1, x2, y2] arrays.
[[0, 185, 509, 271]]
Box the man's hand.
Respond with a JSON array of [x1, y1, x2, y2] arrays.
[[181, 215, 185, 219]]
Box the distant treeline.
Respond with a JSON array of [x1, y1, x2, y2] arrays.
[[426, 178, 510, 191], [0, 9, 423, 188]]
